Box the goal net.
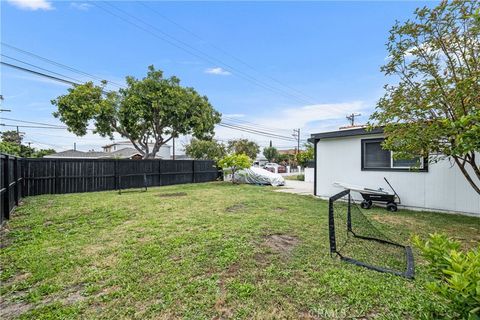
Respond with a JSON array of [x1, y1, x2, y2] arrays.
[[328, 189, 414, 279]]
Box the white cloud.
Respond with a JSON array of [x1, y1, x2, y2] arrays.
[[255, 101, 366, 129], [205, 67, 231, 76], [214, 101, 369, 149], [7, 0, 53, 11], [70, 2, 92, 11], [223, 113, 245, 118]]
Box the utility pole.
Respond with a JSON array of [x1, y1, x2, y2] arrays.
[[0, 95, 11, 131], [346, 113, 361, 126], [172, 137, 175, 160], [16, 126, 25, 143], [292, 129, 300, 154]]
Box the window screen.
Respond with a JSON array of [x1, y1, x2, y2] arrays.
[[392, 157, 422, 168], [364, 141, 390, 168]]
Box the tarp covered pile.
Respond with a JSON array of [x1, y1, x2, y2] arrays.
[[234, 167, 285, 186]]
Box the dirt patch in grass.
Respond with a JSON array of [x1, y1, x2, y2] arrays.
[[157, 192, 187, 198], [2, 272, 31, 288], [215, 261, 240, 319], [274, 207, 288, 213], [0, 284, 86, 319], [264, 234, 299, 255], [371, 214, 424, 227], [0, 226, 12, 249], [225, 203, 246, 213]]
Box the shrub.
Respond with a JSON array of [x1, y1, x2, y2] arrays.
[[218, 153, 251, 184], [413, 233, 480, 319]]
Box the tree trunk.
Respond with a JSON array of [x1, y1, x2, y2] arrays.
[[454, 156, 480, 195]]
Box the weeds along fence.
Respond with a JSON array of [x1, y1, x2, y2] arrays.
[[1, 153, 219, 224]]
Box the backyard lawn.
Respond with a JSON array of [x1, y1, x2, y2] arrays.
[[1, 182, 479, 319]]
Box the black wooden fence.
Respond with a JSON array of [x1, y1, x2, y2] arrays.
[[1, 154, 219, 224]]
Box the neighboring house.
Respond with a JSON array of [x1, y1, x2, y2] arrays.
[[45, 141, 172, 160], [44, 150, 111, 159], [254, 156, 268, 167], [309, 127, 479, 216], [278, 149, 297, 155], [102, 141, 171, 159]]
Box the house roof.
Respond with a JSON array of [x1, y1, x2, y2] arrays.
[[44, 150, 108, 159], [278, 149, 297, 155], [110, 147, 142, 158], [310, 127, 384, 141]]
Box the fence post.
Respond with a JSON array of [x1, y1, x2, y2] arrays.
[[14, 157, 19, 206], [55, 159, 60, 194], [3, 154, 10, 220], [192, 160, 195, 183], [114, 159, 118, 190], [347, 191, 352, 233], [328, 197, 336, 256]]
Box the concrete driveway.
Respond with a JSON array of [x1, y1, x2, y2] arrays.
[[275, 180, 314, 196]]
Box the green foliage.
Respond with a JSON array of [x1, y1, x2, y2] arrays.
[[370, 0, 480, 194], [297, 143, 314, 167], [1, 130, 23, 145], [413, 233, 480, 319], [0, 138, 54, 158], [0, 141, 21, 156], [262, 146, 278, 162], [218, 153, 251, 183], [52, 65, 221, 159], [185, 138, 226, 160], [227, 139, 259, 160], [32, 148, 56, 158]]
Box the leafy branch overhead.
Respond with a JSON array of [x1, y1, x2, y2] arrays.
[[52, 65, 221, 159], [370, 0, 480, 194]]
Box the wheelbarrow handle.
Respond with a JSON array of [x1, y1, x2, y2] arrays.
[[384, 177, 401, 204]]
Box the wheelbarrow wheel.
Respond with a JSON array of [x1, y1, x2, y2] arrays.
[[386, 202, 398, 212], [361, 200, 372, 209]]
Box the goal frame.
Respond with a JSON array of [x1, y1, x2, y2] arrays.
[[328, 189, 415, 279]]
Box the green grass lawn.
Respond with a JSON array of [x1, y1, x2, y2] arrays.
[[1, 182, 479, 319]]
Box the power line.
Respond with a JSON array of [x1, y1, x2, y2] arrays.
[[2, 60, 299, 141], [94, 2, 314, 105], [1, 61, 79, 86], [1, 42, 126, 89], [139, 2, 318, 103], [1, 54, 84, 84], [1, 117, 66, 128], [221, 121, 295, 140], [222, 116, 292, 134], [218, 123, 295, 141]]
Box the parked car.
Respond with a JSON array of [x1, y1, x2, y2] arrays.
[[264, 163, 286, 173]]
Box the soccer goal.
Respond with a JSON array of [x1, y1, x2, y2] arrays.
[[328, 189, 414, 279]]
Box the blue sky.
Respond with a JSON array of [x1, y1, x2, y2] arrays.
[[1, 0, 434, 152]]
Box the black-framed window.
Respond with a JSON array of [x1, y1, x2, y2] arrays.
[[361, 138, 427, 172]]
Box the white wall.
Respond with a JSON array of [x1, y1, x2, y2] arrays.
[[305, 167, 315, 183], [157, 145, 171, 159], [315, 134, 480, 215]]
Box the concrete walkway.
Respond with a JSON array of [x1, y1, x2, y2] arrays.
[[275, 180, 314, 196]]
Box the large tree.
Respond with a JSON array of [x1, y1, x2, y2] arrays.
[[370, 0, 480, 194], [52, 66, 221, 159], [185, 138, 226, 160], [227, 139, 259, 160]]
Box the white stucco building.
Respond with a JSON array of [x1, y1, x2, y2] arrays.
[[310, 127, 479, 216], [102, 141, 171, 159]]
